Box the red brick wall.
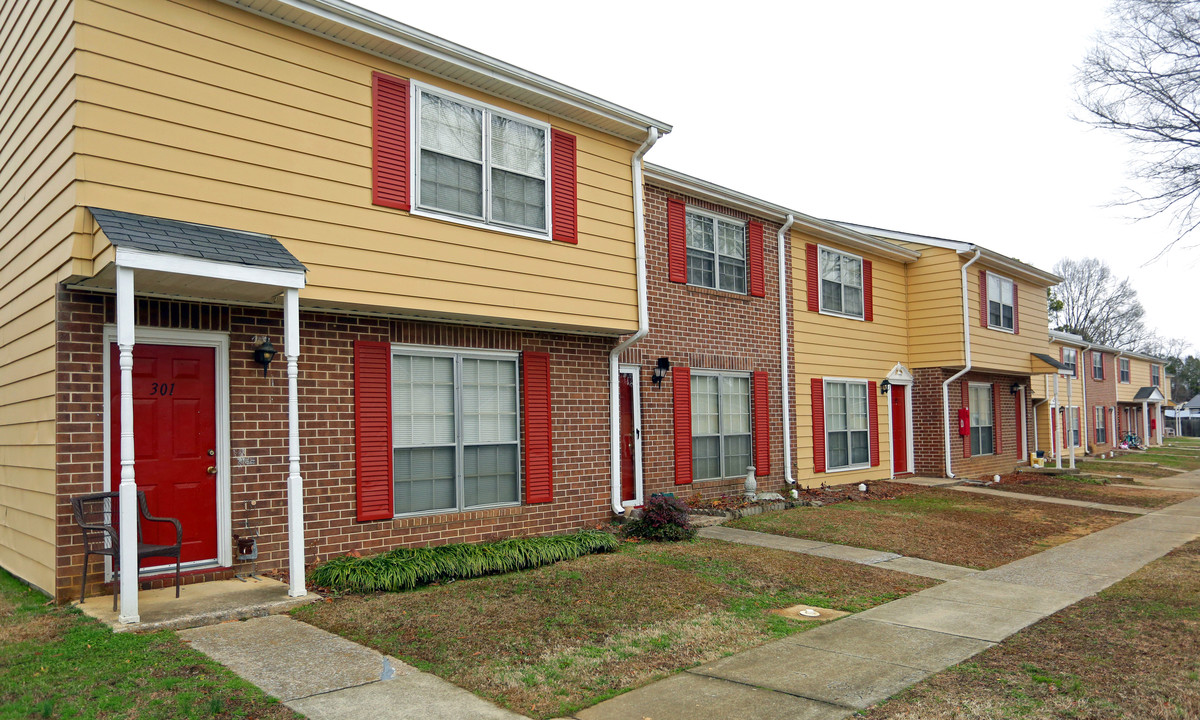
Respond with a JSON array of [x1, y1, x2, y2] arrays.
[[1085, 349, 1118, 452], [620, 185, 791, 502], [55, 289, 616, 602], [911, 367, 1033, 478]]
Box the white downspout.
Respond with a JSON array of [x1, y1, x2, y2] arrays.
[[609, 127, 659, 515], [777, 214, 796, 486], [942, 249, 982, 478]]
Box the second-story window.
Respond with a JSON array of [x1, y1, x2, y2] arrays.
[[415, 86, 549, 234], [1092, 351, 1104, 380], [1152, 364, 1160, 387], [819, 247, 864, 319], [1063, 348, 1078, 377], [1120, 357, 1130, 383], [986, 272, 1015, 331], [686, 210, 746, 293]]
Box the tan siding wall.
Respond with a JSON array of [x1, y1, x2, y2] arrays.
[[1117, 356, 1162, 402], [968, 265, 1052, 373], [902, 245, 965, 369], [792, 235, 909, 486], [0, 0, 78, 594], [72, 0, 640, 333]]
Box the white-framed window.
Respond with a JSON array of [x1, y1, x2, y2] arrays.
[[1152, 364, 1161, 387], [818, 246, 865, 319], [686, 209, 746, 293], [1095, 406, 1107, 444], [1119, 357, 1130, 383], [1069, 407, 1081, 446], [1092, 351, 1104, 380], [414, 83, 550, 235], [691, 371, 752, 480], [391, 348, 521, 516], [986, 272, 1015, 331], [1062, 348, 1078, 377], [969, 384, 994, 456], [824, 379, 870, 470]]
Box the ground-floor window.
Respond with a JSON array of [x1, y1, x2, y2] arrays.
[[391, 350, 521, 515], [1095, 406, 1107, 444], [969, 383, 994, 455], [825, 379, 870, 469], [691, 372, 752, 480]]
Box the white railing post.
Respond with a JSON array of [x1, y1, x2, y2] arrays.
[[284, 289, 306, 597], [116, 266, 139, 623]]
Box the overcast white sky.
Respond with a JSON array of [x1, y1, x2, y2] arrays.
[[357, 0, 1199, 353]]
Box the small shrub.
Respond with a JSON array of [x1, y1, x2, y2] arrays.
[[622, 495, 696, 541]]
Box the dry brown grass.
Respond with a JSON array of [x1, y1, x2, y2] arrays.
[[729, 486, 1129, 569], [863, 540, 1200, 719], [983, 473, 1194, 509], [294, 538, 933, 718], [1076, 459, 1185, 479]]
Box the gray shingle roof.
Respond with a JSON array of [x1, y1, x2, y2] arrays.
[[1032, 353, 1069, 370], [90, 208, 306, 272], [1132, 386, 1165, 401]]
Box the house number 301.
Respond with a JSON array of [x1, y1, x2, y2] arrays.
[[149, 382, 175, 396]]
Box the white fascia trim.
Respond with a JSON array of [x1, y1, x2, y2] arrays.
[[115, 248, 306, 289], [220, 0, 671, 141], [645, 165, 919, 263], [971, 249, 1061, 287]]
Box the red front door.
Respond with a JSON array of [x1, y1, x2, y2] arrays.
[[110, 343, 218, 567], [890, 386, 908, 474], [619, 372, 636, 503]]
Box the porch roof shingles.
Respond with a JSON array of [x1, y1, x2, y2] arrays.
[[1132, 387, 1164, 401], [89, 208, 306, 272]]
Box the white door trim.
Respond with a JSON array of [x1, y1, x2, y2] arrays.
[[618, 364, 643, 508], [886, 380, 915, 476], [102, 325, 232, 574]]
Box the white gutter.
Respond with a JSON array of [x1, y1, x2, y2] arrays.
[[942, 249, 982, 478], [776, 214, 796, 486], [609, 127, 659, 515]]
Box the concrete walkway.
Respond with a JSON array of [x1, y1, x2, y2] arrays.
[[577, 493, 1200, 720], [697, 526, 978, 581]]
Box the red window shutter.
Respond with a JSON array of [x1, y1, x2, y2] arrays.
[[1012, 281, 1020, 334], [354, 340, 393, 521], [753, 371, 770, 475], [550, 130, 578, 244], [868, 381, 880, 467], [748, 221, 765, 297], [673, 367, 692, 484], [1101, 353, 1107, 380], [863, 259, 874, 322], [522, 351, 554, 503], [371, 72, 410, 211], [1062, 408, 1069, 446], [806, 244, 819, 312], [811, 378, 826, 473], [962, 381, 971, 458], [979, 269, 989, 327], [992, 383, 1003, 455], [667, 199, 687, 283]]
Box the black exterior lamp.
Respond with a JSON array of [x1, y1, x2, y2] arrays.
[[1010, 382, 1022, 395], [880, 379, 890, 394], [652, 357, 671, 386], [253, 337, 277, 376]]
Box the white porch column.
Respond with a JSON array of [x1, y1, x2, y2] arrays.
[[1155, 403, 1163, 444], [116, 267, 139, 624], [1053, 374, 1061, 469], [1067, 375, 1075, 469], [1143, 401, 1150, 444], [284, 288, 306, 597]]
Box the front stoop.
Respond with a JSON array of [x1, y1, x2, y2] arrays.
[[73, 576, 320, 633]]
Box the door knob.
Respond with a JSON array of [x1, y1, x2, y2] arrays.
[[207, 466, 217, 475]]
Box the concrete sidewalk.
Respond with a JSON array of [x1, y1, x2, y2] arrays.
[[576, 493, 1200, 719]]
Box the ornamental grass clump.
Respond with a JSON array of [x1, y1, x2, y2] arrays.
[[622, 494, 697, 541], [308, 529, 619, 593]]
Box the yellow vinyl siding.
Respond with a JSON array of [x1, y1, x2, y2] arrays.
[[903, 246, 965, 368], [71, 0, 641, 333], [0, 0, 76, 595], [1117, 356, 1158, 402], [792, 235, 909, 487], [968, 266, 1052, 374]]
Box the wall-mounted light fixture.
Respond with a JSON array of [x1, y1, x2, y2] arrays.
[[880, 379, 890, 394], [253, 336, 277, 376], [1010, 382, 1022, 395], [652, 357, 671, 386]]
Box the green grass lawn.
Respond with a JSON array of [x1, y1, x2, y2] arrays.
[[294, 538, 933, 719], [0, 571, 298, 720]]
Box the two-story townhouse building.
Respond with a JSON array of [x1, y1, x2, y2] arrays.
[[1114, 351, 1168, 445], [1032, 331, 1118, 462], [837, 224, 1062, 479], [0, 0, 671, 622]]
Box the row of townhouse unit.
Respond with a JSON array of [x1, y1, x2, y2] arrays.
[[1031, 331, 1170, 463], [0, 0, 1157, 624]]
